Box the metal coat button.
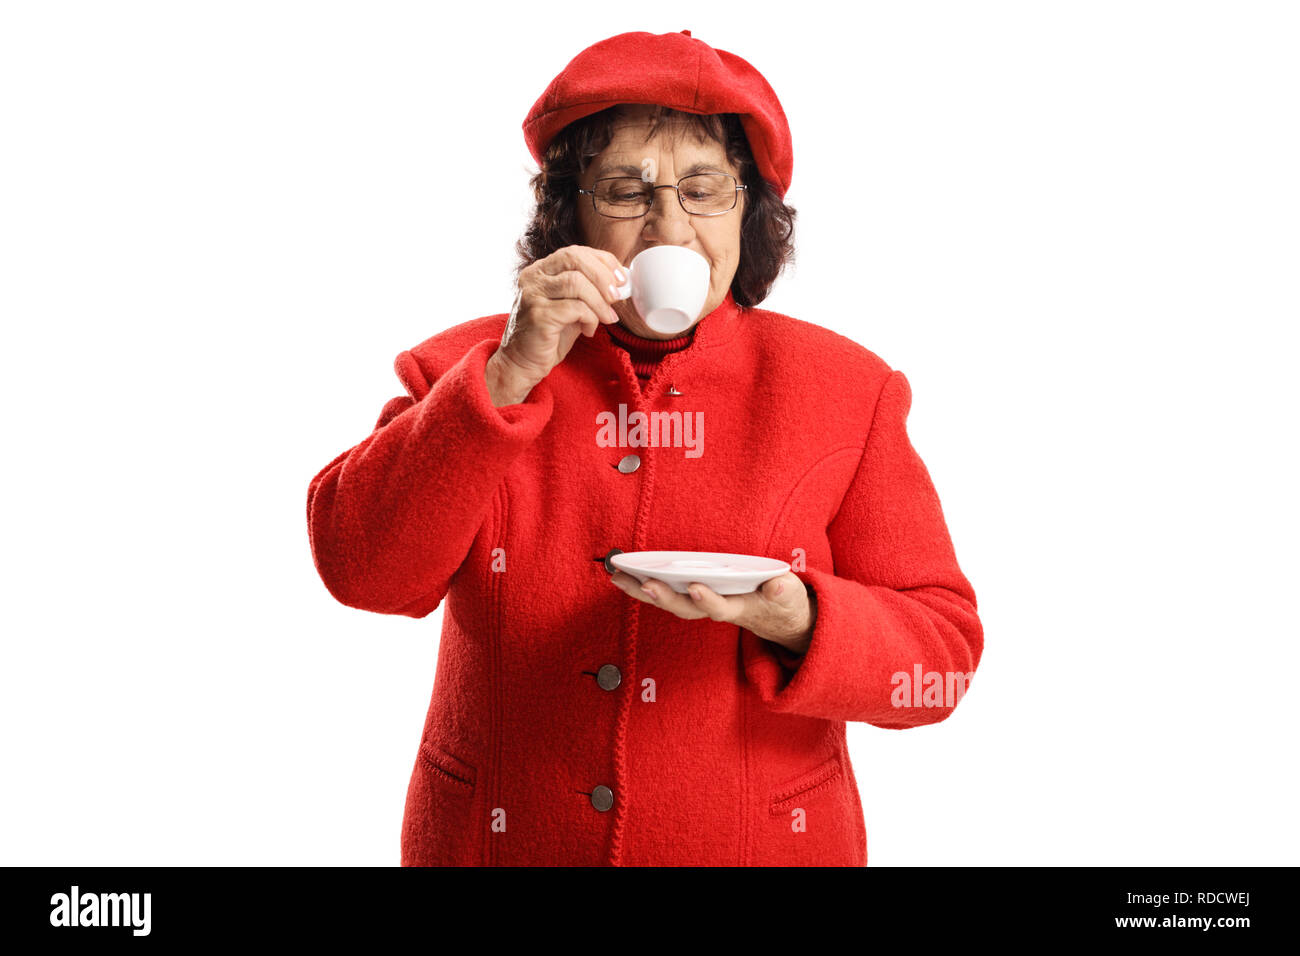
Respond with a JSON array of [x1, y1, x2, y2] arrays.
[[616, 454, 641, 473], [596, 664, 622, 691], [600, 547, 624, 574], [591, 785, 614, 812]]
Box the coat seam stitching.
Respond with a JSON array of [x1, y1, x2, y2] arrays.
[[857, 369, 900, 479], [744, 445, 863, 861], [490, 482, 507, 865], [761, 444, 866, 558]]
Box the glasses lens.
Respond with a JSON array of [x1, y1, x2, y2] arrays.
[[679, 174, 736, 214], [594, 178, 652, 218]]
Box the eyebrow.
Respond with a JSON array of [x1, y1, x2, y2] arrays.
[[595, 161, 730, 178]]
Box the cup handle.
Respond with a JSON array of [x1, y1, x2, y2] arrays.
[[612, 266, 633, 300]]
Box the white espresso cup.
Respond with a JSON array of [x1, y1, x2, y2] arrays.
[[611, 245, 712, 334]]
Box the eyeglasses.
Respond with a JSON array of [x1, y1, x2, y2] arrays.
[[578, 173, 747, 219]]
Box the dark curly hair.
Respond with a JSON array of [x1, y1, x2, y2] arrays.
[[513, 104, 796, 309]]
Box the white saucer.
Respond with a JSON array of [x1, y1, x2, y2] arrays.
[[609, 551, 790, 596]]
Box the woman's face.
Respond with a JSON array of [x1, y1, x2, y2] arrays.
[[577, 104, 745, 340]]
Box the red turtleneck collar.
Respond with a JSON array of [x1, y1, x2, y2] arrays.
[[577, 288, 745, 373], [605, 321, 696, 381]]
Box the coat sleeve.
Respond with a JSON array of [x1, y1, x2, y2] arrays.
[[741, 369, 983, 727], [306, 336, 553, 617]]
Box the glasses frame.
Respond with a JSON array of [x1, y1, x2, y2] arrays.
[[578, 173, 748, 219]]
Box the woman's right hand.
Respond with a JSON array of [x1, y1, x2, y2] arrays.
[[488, 245, 626, 404]]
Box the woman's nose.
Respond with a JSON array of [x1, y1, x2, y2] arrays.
[[642, 186, 693, 239]]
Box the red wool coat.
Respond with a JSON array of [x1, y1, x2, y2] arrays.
[[306, 288, 983, 866]]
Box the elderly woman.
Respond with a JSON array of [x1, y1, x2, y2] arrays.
[[307, 29, 983, 867]]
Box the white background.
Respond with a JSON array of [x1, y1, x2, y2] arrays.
[[2, 1, 1297, 866]]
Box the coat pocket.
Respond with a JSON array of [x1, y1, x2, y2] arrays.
[[768, 753, 843, 817], [753, 753, 862, 866], [417, 740, 476, 794], [401, 737, 479, 866]]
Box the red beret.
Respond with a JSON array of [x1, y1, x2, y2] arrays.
[[523, 29, 793, 199]]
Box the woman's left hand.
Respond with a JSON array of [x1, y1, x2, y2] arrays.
[[610, 570, 816, 655]]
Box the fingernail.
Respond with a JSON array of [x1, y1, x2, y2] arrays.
[[614, 267, 628, 283], [640, 585, 656, 599], [688, 587, 701, 600], [773, 582, 785, 596], [608, 283, 619, 299]]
